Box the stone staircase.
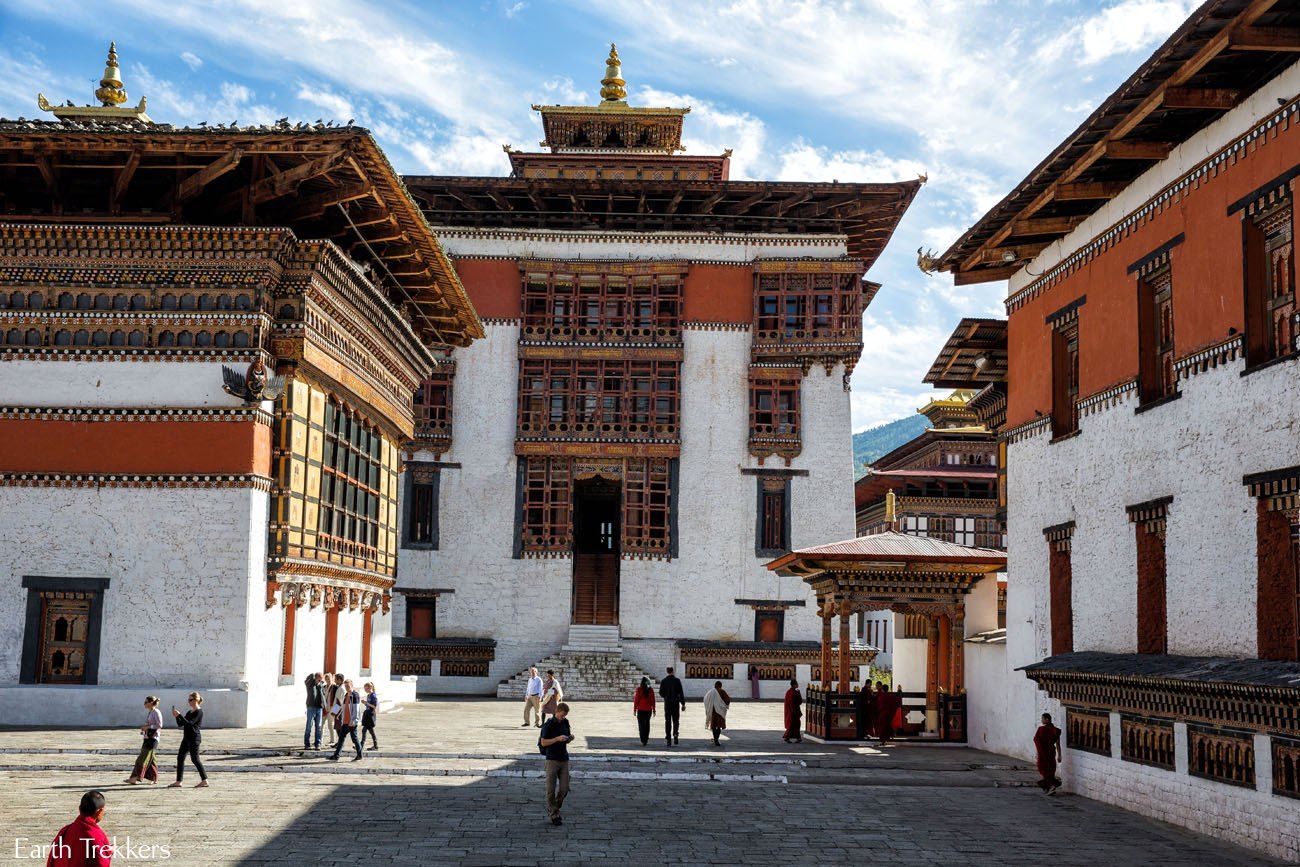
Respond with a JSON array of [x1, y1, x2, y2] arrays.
[[496, 625, 658, 701]]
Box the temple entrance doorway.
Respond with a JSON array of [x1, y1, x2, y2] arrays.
[[572, 476, 620, 625]]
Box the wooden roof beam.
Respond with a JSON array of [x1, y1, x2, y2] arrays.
[[974, 241, 1052, 264], [284, 182, 372, 220], [1104, 140, 1174, 160], [698, 190, 727, 214], [666, 189, 685, 214], [111, 149, 142, 212], [486, 189, 514, 211], [1010, 216, 1087, 236], [177, 149, 243, 203], [1162, 86, 1243, 109], [1053, 181, 1129, 201], [1230, 26, 1300, 51], [250, 150, 348, 205], [954, 265, 1019, 285]]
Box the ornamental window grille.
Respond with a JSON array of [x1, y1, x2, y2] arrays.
[[1065, 708, 1110, 756], [518, 358, 680, 441], [1138, 267, 1178, 403], [1188, 727, 1256, 788], [753, 271, 861, 343], [35, 592, 92, 684], [1051, 320, 1080, 437], [975, 517, 1005, 550], [1244, 200, 1296, 365], [749, 379, 801, 439], [320, 402, 383, 553], [623, 457, 672, 558], [522, 270, 681, 342], [413, 363, 454, 443], [521, 456, 573, 555]]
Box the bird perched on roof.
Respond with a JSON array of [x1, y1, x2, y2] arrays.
[[222, 357, 285, 403]]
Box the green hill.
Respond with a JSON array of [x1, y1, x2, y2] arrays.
[[853, 414, 930, 478]]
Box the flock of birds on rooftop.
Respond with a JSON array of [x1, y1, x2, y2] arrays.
[[3, 115, 359, 132]]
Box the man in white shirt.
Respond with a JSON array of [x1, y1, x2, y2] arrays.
[[522, 666, 544, 728]]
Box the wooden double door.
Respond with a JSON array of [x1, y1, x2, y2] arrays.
[[572, 478, 620, 625]]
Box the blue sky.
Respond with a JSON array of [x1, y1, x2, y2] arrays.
[[0, 0, 1199, 430]]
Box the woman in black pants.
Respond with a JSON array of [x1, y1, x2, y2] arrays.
[[168, 691, 209, 788]]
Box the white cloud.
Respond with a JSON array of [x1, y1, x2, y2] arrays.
[[775, 141, 927, 184], [1037, 0, 1197, 66], [637, 86, 768, 177], [502, 0, 528, 18], [296, 83, 353, 120], [179, 50, 202, 70], [850, 314, 953, 429], [132, 64, 280, 126]]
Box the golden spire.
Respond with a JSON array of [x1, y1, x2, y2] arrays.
[[599, 43, 626, 103], [37, 41, 151, 123], [95, 42, 128, 107], [885, 490, 897, 528]]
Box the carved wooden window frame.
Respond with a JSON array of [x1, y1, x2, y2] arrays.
[[19, 576, 110, 685], [412, 359, 454, 449], [519, 456, 573, 557], [518, 357, 680, 442], [1137, 266, 1178, 405], [623, 457, 673, 559], [1243, 196, 1296, 367], [522, 268, 682, 343], [320, 401, 385, 557], [402, 463, 440, 550], [755, 476, 791, 556], [753, 270, 861, 344], [748, 370, 802, 461]]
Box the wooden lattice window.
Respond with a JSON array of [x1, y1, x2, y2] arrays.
[[976, 517, 1005, 550], [1244, 200, 1296, 366], [1051, 320, 1080, 437], [1188, 727, 1256, 788], [756, 476, 790, 555], [320, 402, 383, 555], [623, 457, 672, 558], [521, 456, 573, 556], [1138, 267, 1177, 404], [413, 361, 454, 445], [518, 358, 680, 441], [753, 271, 861, 343], [1273, 737, 1300, 799], [1065, 708, 1110, 756], [1120, 716, 1175, 770], [403, 464, 439, 549], [749, 378, 800, 439], [522, 268, 682, 342]]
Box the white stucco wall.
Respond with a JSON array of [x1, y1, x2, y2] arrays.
[[435, 230, 849, 263], [395, 279, 859, 695], [0, 360, 261, 408]]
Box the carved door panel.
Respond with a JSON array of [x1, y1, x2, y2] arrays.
[[37, 594, 90, 684]]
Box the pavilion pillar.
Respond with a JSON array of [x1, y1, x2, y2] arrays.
[[924, 615, 940, 736], [936, 614, 952, 694], [838, 598, 851, 692], [819, 601, 833, 688], [951, 605, 966, 694]]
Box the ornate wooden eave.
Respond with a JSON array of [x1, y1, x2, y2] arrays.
[[937, 0, 1300, 282], [1021, 651, 1300, 736], [0, 120, 483, 346]]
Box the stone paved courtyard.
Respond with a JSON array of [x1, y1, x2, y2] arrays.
[[0, 699, 1283, 865]]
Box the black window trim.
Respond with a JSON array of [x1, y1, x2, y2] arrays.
[[19, 576, 110, 685]]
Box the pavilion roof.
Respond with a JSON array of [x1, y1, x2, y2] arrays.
[[936, 0, 1300, 283], [0, 118, 483, 346], [767, 531, 1006, 576], [924, 318, 1008, 390]]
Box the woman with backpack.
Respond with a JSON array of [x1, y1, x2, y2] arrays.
[[632, 677, 656, 745]]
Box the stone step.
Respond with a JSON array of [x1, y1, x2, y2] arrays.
[[497, 650, 659, 701]]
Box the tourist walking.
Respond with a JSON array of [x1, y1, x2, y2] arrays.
[[168, 692, 208, 788], [328, 679, 363, 762], [632, 676, 656, 745], [45, 790, 111, 867], [702, 681, 730, 746], [660, 666, 685, 746], [1034, 712, 1063, 794], [125, 695, 162, 784], [327, 673, 345, 737], [522, 666, 544, 728], [782, 679, 803, 743], [539, 670, 563, 726], [304, 672, 325, 750], [360, 681, 379, 751], [539, 702, 574, 826]]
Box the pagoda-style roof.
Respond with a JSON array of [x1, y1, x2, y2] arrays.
[[924, 318, 1008, 389], [532, 45, 689, 153], [769, 531, 1006, 573], [936, 0, 1300, 283], [854, 467, 999, 508], [867, 425, 993, 473], [1021, 651, 1300, 690], [406, 175, 921, 266]]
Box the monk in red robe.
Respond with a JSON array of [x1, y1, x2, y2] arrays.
[[875, 682, 900, 745], [782, 679, 803, 743], [1034, 712, 1063, 794]]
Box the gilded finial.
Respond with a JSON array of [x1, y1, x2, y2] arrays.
[[885, 489, 897, 528], [37, 41, 151, 123], [95, 42, 127, 107], [600, 43, 626, 103]]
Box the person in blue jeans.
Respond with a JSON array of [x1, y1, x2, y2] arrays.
[[327, 679, 363, 762], [303, 672, 325, 750]]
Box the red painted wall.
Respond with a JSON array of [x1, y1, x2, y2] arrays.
[[1007, 118, 1300, 429], [0, 419, 271, 476], [451, 258, 521, 320], [683, 264, 752, 322]]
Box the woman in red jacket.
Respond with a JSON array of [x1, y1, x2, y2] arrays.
[[632, 677, 657, 745]]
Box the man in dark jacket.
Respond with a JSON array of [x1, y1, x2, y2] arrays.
[[303, 672, 324, 750], [659, 667, 686, 746]]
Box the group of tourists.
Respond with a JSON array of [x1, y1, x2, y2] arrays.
[[621, 669, 716, 746], [122, 692, 207, 788], [520, 667, 566, 728], [304, 672, 380, 761]]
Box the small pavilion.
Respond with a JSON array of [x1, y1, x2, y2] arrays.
[[767, 517, 1005, 741]]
